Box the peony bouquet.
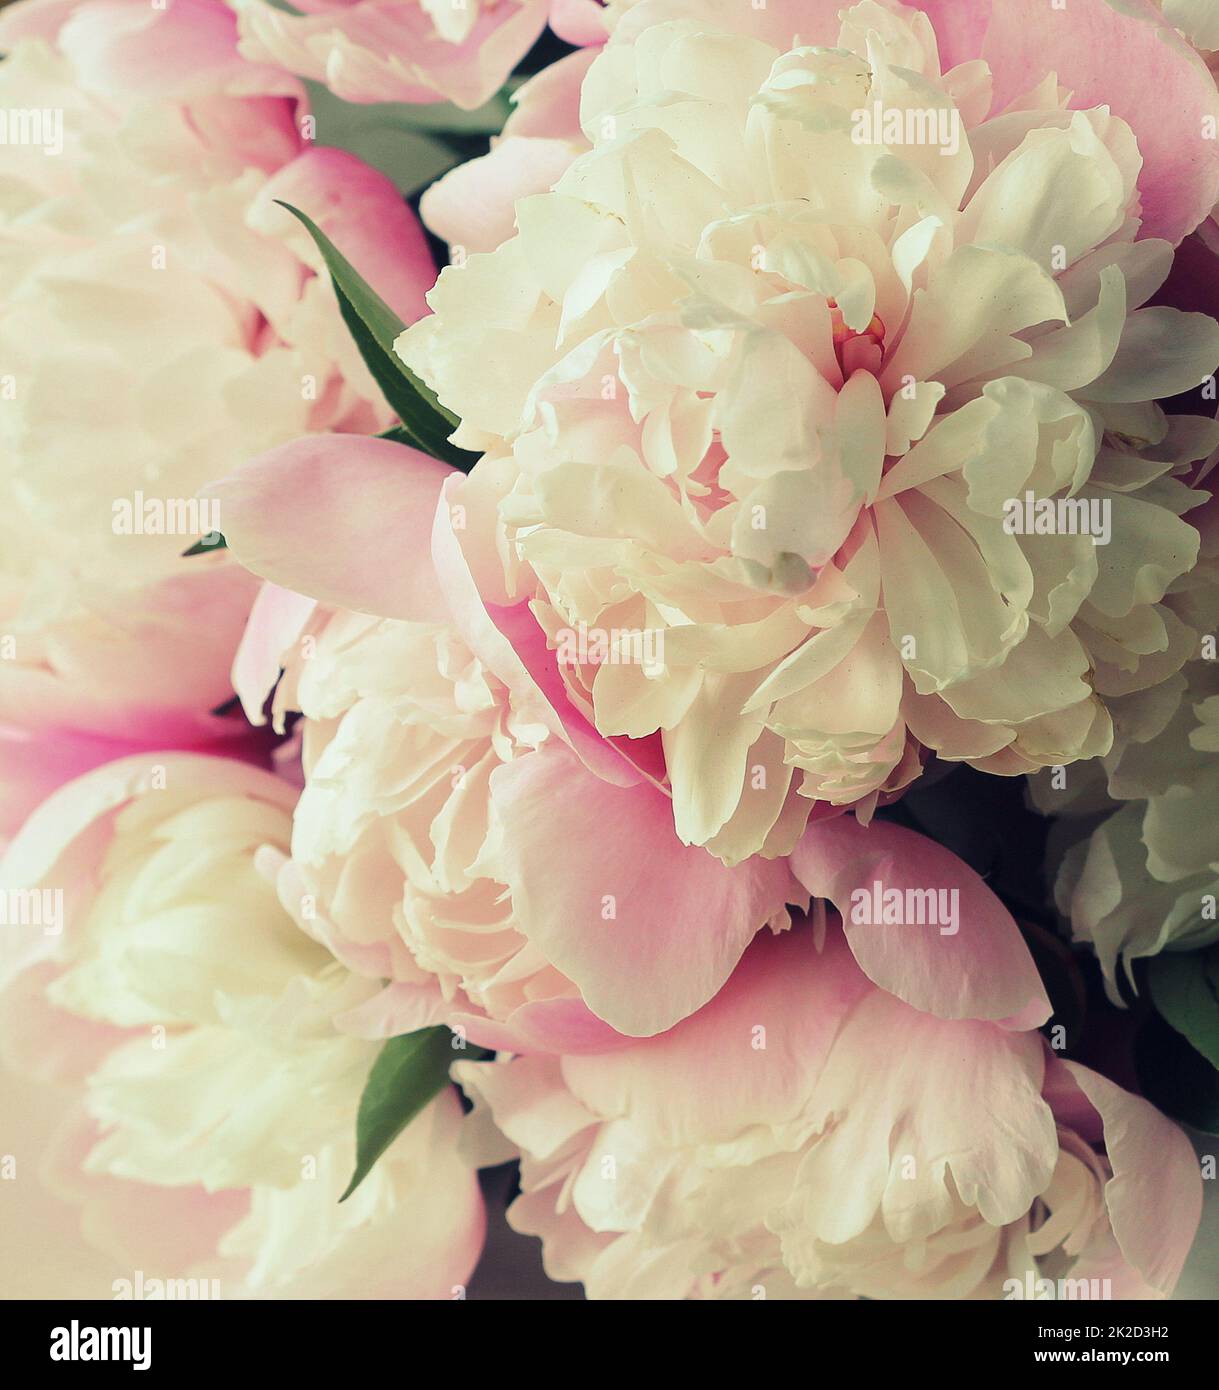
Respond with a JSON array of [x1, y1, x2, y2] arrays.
[[3, 0, 1219, 1316]]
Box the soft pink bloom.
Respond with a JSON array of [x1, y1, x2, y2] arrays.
[[458, 921, 1200, 1299], [233, 0, 608, 110], [0, 0, 300, 113], [209, 435, 800, 1047], [0, 753, 484, 1298], [209, 432, 1049, 1046], [0, 0, 436, 799], [735, 0, 1219, 243], [424, 0, 1219, 259]]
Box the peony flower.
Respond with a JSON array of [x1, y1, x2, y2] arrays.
[[457, 920, 1201, 1300], [0, 753, 484, 1298], [231, 0, 608, 111], [1026, 482, 1219, 994], [210, 435, 800, 1046], [398, 0, 1219, 862], [0, 0, 436, 750], [1038, 658, 1219, 997], [211, 428, 1054, 1043]]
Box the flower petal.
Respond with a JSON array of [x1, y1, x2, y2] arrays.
[[790, 815, 1051, 1027], [1047, 1056, 1203, 1295], [206, 435, 454, 622], [487, 740, 799, 1036], [973, 0, 1219, 243]]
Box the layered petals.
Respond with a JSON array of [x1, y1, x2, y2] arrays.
[[0, 0, 436, 787], [234, 0, 568, 110], [0, 753, 484, 1298], [459, 921, 1200, 1299], [399, 0, 1219, 862]]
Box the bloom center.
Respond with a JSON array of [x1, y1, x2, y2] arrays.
[[828, 299, 886, 375]]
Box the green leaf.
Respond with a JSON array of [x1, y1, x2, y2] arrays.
[[182, 532, 226, 556], [1148, 945, 1219, 1069], [340, 1026, 487, 1202], [377, 425, 422, 447], [303, 79, 513, 141], [274, 200, 478, 472], [1134, 1011, 1219, 1135]]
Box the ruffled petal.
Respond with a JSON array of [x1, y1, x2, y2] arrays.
[[486, 741, 799, 1036], [791, 816, 1051, 1027]]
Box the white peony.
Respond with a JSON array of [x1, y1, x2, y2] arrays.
[[0, 754, 484, 1297], [400, 0, 1219, 862]]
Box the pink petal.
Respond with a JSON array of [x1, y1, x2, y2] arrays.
[[559, 926, 870, 1143], [790, 816, 1051, 1028], [503, 47, 597, 141], [611, 0, 845, 50], [231, 583, 317, 727], [206, 435, 454, 622], [42, 1108, 250, 1273], [432, 474, 659, 790], [337, 983, 630, 1056], [910, 0, 991, 62], [0, 1069, 132, 1295], [1048, 1056, 1203, 1296], [259, 146, 436, 325], [491, 598, 665, 789], [0, 565, 260, 745], [548, 0, 608, 47], [1, 0, 260, 98], [240, 0, 548, 110], [0, 0, 81, 46], [461, 999, 630, 1055], [0, 962, 127, 1083], [783, 976, 1057, 1246], [487, 740, 799, 1037], [0, 725, 163, 840], [421, 136, 579, 256], [966, 0, 1219, 244]]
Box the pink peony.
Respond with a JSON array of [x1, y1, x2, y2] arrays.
[[213, 429, 1050, 1044], [0, 0, 436, 811], [210, 436, 800, 1047], [0, 753, 485, 1298], [458, 920, 1200, 1299], [233, 0, 608, 110]]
